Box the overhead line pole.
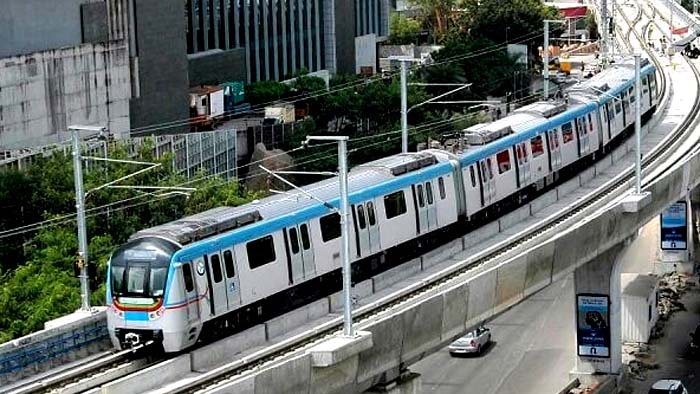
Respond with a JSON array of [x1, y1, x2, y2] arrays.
[[634, 54, 642, 194], [400, 60, 409, 154], [543, 19, 566, 100]]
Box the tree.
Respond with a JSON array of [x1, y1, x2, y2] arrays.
[[409, 0, 458, 43], [246, 80, 290, 107], [585, 10, 599, 40], [389, 13, 422, 44]]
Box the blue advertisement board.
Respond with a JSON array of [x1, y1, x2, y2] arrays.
[[576, 294, 610, 358], [660, 201, 687, 250]]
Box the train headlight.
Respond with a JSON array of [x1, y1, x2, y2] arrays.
[[148, 307, 166, 321]]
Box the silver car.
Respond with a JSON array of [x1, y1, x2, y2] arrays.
[[649, 380, 688, 394], [448, 327, 491, 356]]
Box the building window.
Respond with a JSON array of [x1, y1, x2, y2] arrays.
[[223, 250, 235, 278], [496, 150, 511, 174], [320, 213, 341, 242], [247, 235, 276, 269], [384, 191, 407, 219]]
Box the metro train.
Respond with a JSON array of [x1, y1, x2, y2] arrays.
[[107, 57, 659, 352]]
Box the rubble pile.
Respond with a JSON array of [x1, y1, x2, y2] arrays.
[[656, 272, 690, 321], [622, 343, 659, 381]]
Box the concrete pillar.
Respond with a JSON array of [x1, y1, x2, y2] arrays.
[[658, 195, 694, 273], [366, 371, 421, 394], [570, 242, 627, 386]]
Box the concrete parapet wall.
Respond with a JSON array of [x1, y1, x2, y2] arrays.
[[0, 308, 110, 385], [102, 354, 191, 394], [265, 298, 329, 340], [190, 324, 267, 372]]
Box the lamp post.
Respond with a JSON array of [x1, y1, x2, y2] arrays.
[[634, 54, 642, 194], [70, 125, 106, 311], [305, 136, 353, 337]]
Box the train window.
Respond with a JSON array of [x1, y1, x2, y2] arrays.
[[211, 254, 223, 283], [562, 123, 574, 144], [521, 143, 529, 162], [417, 184, 425, 207], [300, 224, 311, 250], [384, 191, 407, 219], [496, 150, 511, 174], [357, 205, 367, 229], [182, 263, 195, 292], [615, 96, 622, 113], [486, 158, 494, 178], [320, 213, 341, 242], [516, 145, 522, 164], [438, 177, 446, 199], [367, 202, 377, 226], [223, 250, 235, 278], [531, 135, 544, 157], [588, 114, 593, 131], [289, 227, 300, 254], [247, 235, 277, 269], [469, 166, 476, 187], [630, 87, 636, 103], [426, 182, 434, 205]]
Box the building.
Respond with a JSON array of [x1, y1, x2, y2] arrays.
[[0, 0, 390, 150], [184, 0, 390, 83]]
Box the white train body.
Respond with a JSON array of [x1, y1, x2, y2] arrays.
[[107, 58, 658, 352]]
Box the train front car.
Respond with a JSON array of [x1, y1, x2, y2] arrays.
[[107, 237, 186, 352]]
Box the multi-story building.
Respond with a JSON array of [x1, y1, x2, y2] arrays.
[[0, 0, 390, 150]]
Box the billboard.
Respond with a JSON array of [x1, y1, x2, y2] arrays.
[[660, 201, 687, 250], [576, 294, 610, 358]]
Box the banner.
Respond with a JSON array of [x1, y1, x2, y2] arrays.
[[576, 294, 610, 358], [660, 201, 687, 250]]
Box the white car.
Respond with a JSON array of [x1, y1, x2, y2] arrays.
[[649, 380, 688, 394], [448, 327, 491, 356]]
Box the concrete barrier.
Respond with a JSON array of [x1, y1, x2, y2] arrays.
[[465, 270, 497, 326], [101, 354, 191, 394], [265, 298, 329, 340], [530, 189, 558, 215], [207, 375, 255, 394], [580, 166, 597, 185], [612, 143, 629, 163], [557, 176, 581, 199], [0, 308, 110, 385], [372, 258, 421, 293], [439, 284, 469, 342], [253, 353, 311, 394], [356, 314, 404, 385], [493, 254, 527, 315], [190, 325, 267, 372], [595, 154, 613, 174], [400, 296, 443, 364], [330, 279, 373, 312], [498, 204, 531, 232], [421, 238, 464, 270], [463, 221, 499, 250]]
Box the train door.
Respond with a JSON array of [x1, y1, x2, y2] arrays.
[[604, 103, 612, 141], [353, 202, 381, 258], [576, 117, 590, 156], [298, 224, 315, 277], [479, 159, 496, 206], [547, 129, 562, 171], [193, 257, 213, 318], [284, 226, 305, 283], [516, 142, 531, 187], [221, 249, 242, 309], [412, 183, 429, 234], [424, 181, 438, 229], [207, 253, 227, 315], [181, 262, 200, 325]]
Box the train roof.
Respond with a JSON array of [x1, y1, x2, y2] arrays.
[[568, 57, 654, 104], [130, 152, 445, 246]]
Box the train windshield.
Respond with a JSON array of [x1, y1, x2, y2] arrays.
[[111, 249, 169, 299]]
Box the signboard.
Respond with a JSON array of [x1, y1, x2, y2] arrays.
[[576, 294, 610, 358], [660, 201, 687, 250]]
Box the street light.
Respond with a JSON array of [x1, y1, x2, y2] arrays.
[[70, 125, 106, 311], [304, 135, 354, 337]]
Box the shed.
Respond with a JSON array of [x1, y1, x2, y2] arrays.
[[621, 274, 659, 343]]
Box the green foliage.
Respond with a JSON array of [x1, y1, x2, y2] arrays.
[[0, 141, 257, 341], [585, 10, 599, 40], [246, 80, 290, 106], [389, 13, 422, 44]]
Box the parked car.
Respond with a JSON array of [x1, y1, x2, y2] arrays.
[[448, 327, 491, 356], [649, 380, 688, 394]]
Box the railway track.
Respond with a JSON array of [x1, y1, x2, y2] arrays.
[[167, 6, 700, 394], [11, 3, 695, 393]]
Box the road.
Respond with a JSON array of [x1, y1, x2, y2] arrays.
[[412, 275, 575, 394]]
